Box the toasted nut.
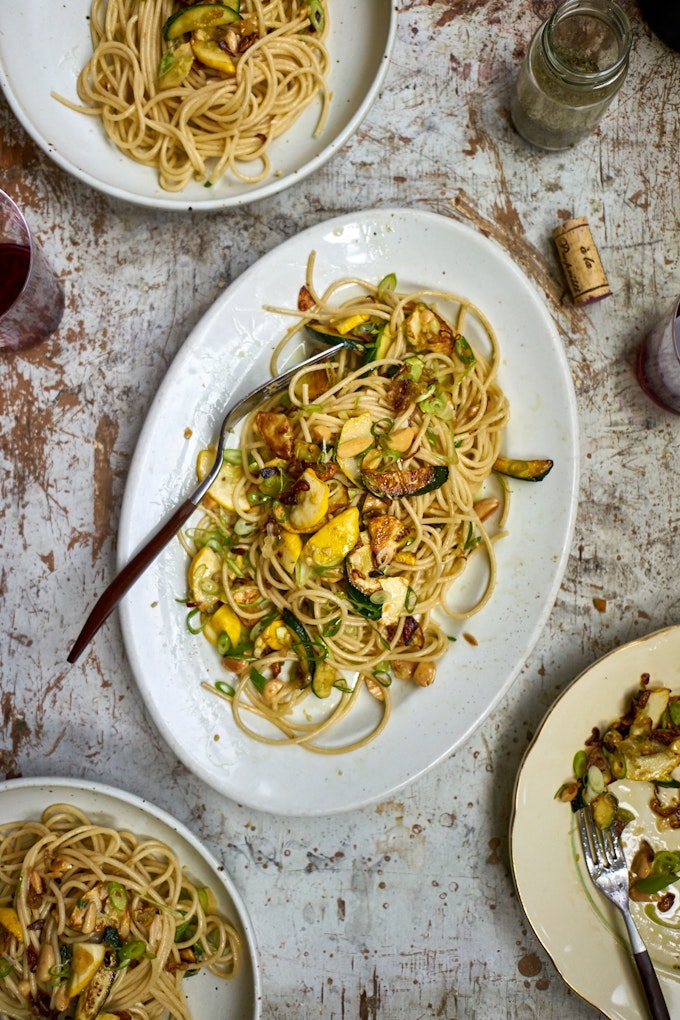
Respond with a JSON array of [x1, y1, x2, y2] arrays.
[[311, 424, 333, 443], [36, 943, 56, 983], [364, 675, 385, 701], [223, 658, 249, 676], [632, 840, 654, 879], [262, 679, 284, 705], [361, 450, 382, 470], [475, 497, 500, 522], [225, 27, 239, 53], [298, 285, 315, 312], [82, 900, 97, 935], [388, 427, 416, 452], [337, 436, 373, 459], [54, 982, 71, 1011], [45, 856, 73, 879], [29, 870, 44, 894], [412, 661, 436, 687], [392, 659, 416, 680], [17, 979, 31, 998]]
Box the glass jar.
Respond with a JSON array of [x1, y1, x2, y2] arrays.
[[511, 0, 632, 150]]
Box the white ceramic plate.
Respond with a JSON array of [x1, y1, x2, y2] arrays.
[[0, 777, 261, 1018], [0, 3, 396, 210], [511, 625, 680, 1019], [118, 207, 579, 816]]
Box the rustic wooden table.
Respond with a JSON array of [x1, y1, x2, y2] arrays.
[[2, 1, 679, 1017]]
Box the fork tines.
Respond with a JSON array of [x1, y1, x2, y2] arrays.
[[579, 806, 627, 878]]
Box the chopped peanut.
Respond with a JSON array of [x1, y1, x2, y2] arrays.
[[388, 426, 417, 452], [364, 675, 385, 701], [392, 659, 416, 680], [337, 436, 374, 459], [36, 943, 55, 983], [475, 497, 501, 522], [413, 661, 436, 687], [311, 424, 334, 443], [262, 679, 284, 704]]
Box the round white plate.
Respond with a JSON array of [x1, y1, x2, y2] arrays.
[[118, 207, 579, 816], [511, 625, 680, 1019], [0, 2, 396, 210], [0, 777, 261, 1018]]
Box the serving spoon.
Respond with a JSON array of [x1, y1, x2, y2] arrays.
[[67, 341, 346, 664]]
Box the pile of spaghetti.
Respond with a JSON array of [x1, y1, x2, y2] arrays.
[[0, 804, 241, 1020], [58, 0, 329, 191], [181, 261, 514, 752]]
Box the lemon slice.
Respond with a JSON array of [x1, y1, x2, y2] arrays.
[[0, 906, 23, 941], [188, 546, 223, 611], [196, 449, 244, 512], [67, 942, 106, 998]]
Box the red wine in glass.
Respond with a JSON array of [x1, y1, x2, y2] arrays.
[[636, 302, 680, 414], [0, 242, 30, 317], [0, 190, 64, 351]]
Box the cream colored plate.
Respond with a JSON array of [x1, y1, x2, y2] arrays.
[[511, 625, 680, 1019]]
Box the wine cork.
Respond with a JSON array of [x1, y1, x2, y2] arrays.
[[552, 217, 611, 305]]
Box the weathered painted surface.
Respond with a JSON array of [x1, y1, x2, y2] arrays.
[[1, 1, 679, 1016]]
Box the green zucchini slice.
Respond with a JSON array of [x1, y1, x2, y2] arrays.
[[311, 661, 337, 699], [493, 456, 553, 481], [361, 464, 449, 499], [282, 609, 315, 680], [305, 322, 364, 352], [343, 554, 383, 620], [163, 3, 241, 41]]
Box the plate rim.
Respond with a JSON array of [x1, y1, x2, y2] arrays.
[[0, 774, 262, 1018], [0, 1, 397, 210], [117, 205, 580, 816], [509, 624, 680, 1019]]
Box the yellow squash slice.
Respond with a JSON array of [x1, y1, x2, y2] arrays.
[[203, 604, 241, 647], [301, 507, 360, 569], [276, 531, 303, 573], [188, 546, 223, 611], [280, 469, 329, 533], [196, 449, 245, 512]]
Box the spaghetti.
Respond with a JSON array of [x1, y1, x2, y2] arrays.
[[182, 261, 512, 752], [0, 805, 241, 1020], [55, 0, 329, 191]]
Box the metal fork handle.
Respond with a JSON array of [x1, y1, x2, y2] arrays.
[[66, 341, 345, 664], [621, 912, 672, 1020]]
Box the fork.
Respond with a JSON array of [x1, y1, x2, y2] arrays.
[[66, 340, 346, 664], [578, 807, 671, 1020]]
